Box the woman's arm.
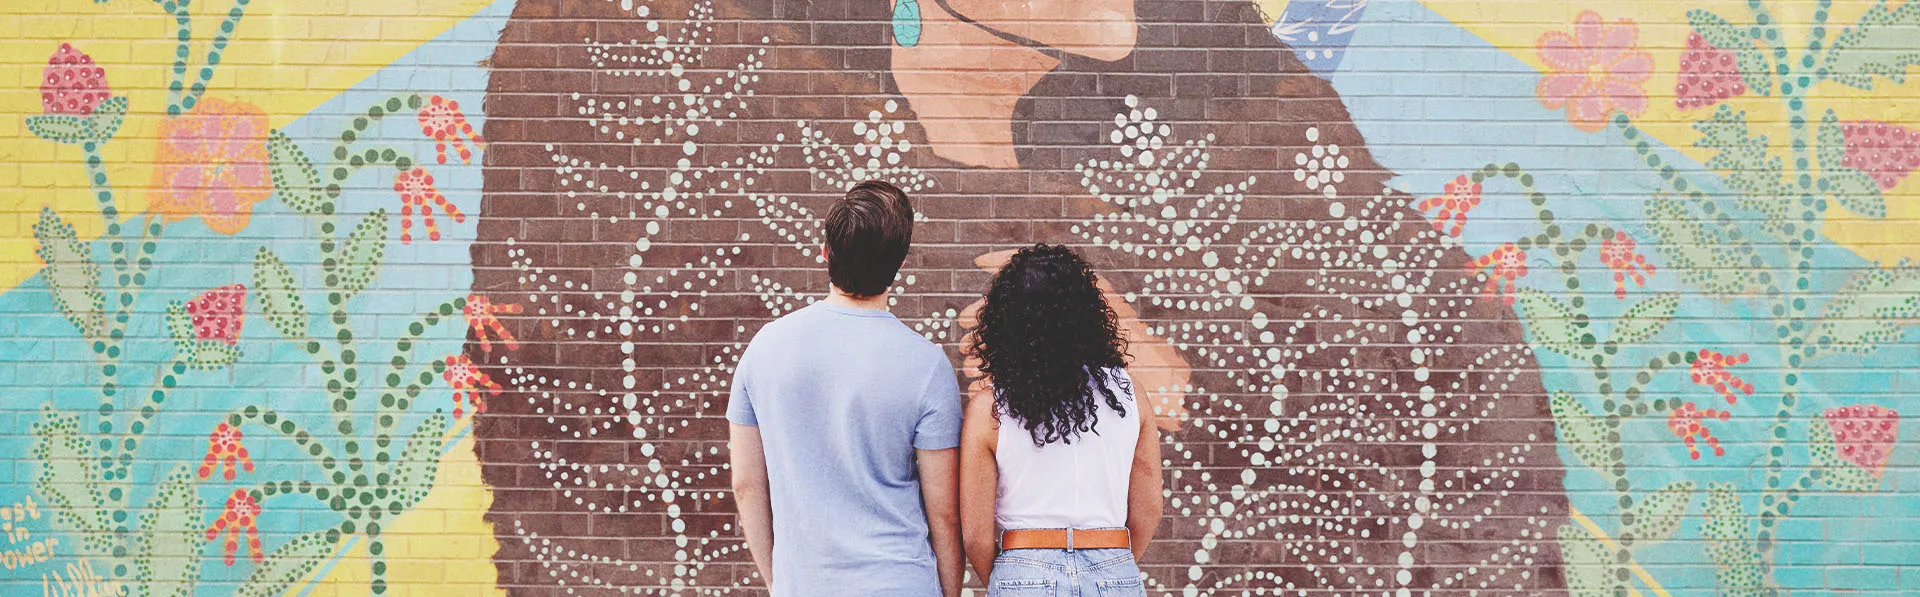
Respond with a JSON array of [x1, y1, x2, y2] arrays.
[[1126, 403, 1163, 561], [958, 391, 1001, 583]]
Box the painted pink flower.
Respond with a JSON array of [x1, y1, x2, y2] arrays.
[[1469, 243, 1528, 305], [185, 284, 247, 345], [149, 97, 272, 235], [464, 294, 523, 353], [40, 43, 110, 116], [1690, 349, 1754, 405], [443, 354, 500, 419], [1667, 401, 1731, 460], [205, 490, 262, 565], [418, 95, 485, 164], [1535, 10, 1653, 132], [196, 422, 254, 481], [1675, 32, 1746, 110], [394, 168, 466, 244], [1839, 120, 1920, 191], [1416, 175, 1481, 237], [1824, 404, 1898, 477], [1599, 231, 1655, 298]]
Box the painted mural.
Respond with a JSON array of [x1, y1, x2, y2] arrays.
[[2, 0, 1917, 595]]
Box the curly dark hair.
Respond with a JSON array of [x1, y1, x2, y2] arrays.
[[972, 244, 1131, 447]]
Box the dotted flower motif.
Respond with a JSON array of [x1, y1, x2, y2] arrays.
[[1292, 125, 1349, 198], [205, 489, 263, 565], [1599, 231, 1655, 298], [1534, 10, 1653, 132], [1824, 404, 1899, 477], [1667, 401, 1731, 460], [1675, 32, 1747, 110], [444, 355, 501, 419], [465, 294, 523, 352], [1468, 243, 1528, 305], [418, 95, 484, 164], [1839, 120, 1920, 191], [394, 167, 466, 244], [40, 43, 110, 116], [185, 284, 247, 345], [149, 97, 272, 235], [1415, 174, 1481, 237], [1690, 349, 1754, 405], [196, 422, 254, 481]]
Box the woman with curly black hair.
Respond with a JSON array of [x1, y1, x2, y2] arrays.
[[958, 243, 1163, 595]]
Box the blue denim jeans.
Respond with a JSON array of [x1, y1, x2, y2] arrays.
[[986, 548, 1145, 597]]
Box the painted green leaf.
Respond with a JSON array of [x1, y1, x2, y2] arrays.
[[1809, 416, 1882, 492], [1549, 391, 1618, 480], [1557, 524, 1622, 597], [337, 209, 389, 297], [1701, 482, 1767, 596], [184, 341, 241, 371], [28, 407, 112, 553], [165, 301, 194, 351], [1686, 9, 1771, 96], [1623, 481, 1694, 545], [25, 114, 91, 144], [134, 466, 204, 597], [1808, 262, 1920, 357], [1820, 0, 1920, 90], [1610, 292, 1678, 346], [268, 129, 327, 215], [1645, 194, 1767, 297], [236, 529, 337, 597], [1515, 289, 1591, 358], [390, 412, 448, 512], [33, 208, 104, 339], [252, 248, 309, 341], [88, 96, 128, 141], [1817, 109, 1886, 218], [1736, 49, 1773, 98], [1694, 105, 1785, 218]]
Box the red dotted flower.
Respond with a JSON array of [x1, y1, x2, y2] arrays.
[[1690, 349, 1754, 405], [1468, 243, 1528, 305], [196, 422, 254, 481], [1824, 404, 1899, 478], [394, 167, 465, 244], [1599, 231, 1655, 298], [418, 95, 484, 164], [41, 43, 110, 116], [444, 354, 500, 419], [465, 294, 523, 353], [1416, 175, 1481, 237], [1674, 32, 1746, 110], [1667, 401, 1731, 460], [1839, 120, 1920, 191], [185, 284, 247, 345], [205, 490, 263, 565]]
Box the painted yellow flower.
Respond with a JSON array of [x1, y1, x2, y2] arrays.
[[148, 97, 272, 235]]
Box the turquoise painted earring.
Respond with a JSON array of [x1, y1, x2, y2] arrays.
[[892, 0, 921, 47]]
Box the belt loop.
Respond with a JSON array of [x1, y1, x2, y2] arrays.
[[1065, 528, 1075, 551]]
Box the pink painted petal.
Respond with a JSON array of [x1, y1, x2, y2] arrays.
[[1608, 87, 1649, 117], [1573, 10, 1606, 48], [1536, 32, 1590, 72], [1608, 50, 1655, 81], [1536, 73, 1588, 107], [1567, 94, 1610, 130], [1599, 20, 1640, 54]]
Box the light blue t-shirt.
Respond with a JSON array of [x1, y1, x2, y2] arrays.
[[727, 301, 963, 596]]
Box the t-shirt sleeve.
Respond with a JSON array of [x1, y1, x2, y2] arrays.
[[726, 346, 757, 426], [912, 362, 963, 450]]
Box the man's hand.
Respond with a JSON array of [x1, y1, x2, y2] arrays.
[[917, 448, 963, 597], [729, 423, 775, 588]]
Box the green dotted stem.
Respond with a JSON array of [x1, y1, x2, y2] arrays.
[[223, 406, 344, 479], [1746, 0, 1789, 77], [1806, 0, 1832, 82], [375, 298, 466, 450], [163, 0, 194, 115], [329, 95, 427, 168], [112, 359, 189, 479], [181, 0, 249, 114], [1621, 351, 1688, 410]]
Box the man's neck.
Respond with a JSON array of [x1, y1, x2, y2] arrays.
[[825, 287, 891, 312]]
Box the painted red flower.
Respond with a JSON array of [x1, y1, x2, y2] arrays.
[[418, 95, 485, 164], [1675, 32, 1746, 110], [1690, 349, 1754, 405], [1599, 231, 1655, 298], [196, 422, 254, 481], [1416, 175, 1481, 238], [444, 354, 501, 419], [1468, 243, 1528, 305], [1824, 404, 1899, 478], [1839, 120, 1920, 191], [465, 294, 523, 353], [394, 168, 465, 244], [1535, 10, 1653, 132], [185, 284, 247, 345], [205, 489, 263, 565], [1667, 401, 1731, 460], [41, 43, 110, 116]]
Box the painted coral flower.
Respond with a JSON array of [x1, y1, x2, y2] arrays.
[[196, 422, 254, 481], [1534, 10, 1653, 132], [1468, 243, 1528, 305], [41, 43, 110, 116], [1599, 231, 1655, 298], [444, 354, 500, 419], [1675, 32, 1747, 110], [1690, 349, 1754, 405], [1824, 404, 1899, 478], [418, 95, 485, 164], [149, 97, 272, 235], [1667, 401, 1731, 460], [185, 284, 247, 345], [1839, 120, 1920, 191], [465, 294, 523, 353], [205, 489, 263, 565], [394, 168, 466, 244], [1416, 174, 1481, 238]]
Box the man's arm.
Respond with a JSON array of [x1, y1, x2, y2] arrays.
[[957, 391, 1000, 582], [729, 423, 775, 588], [917, 448, 963, 597]]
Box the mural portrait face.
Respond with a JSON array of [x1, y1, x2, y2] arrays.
[[470, 0, 1571, 593]]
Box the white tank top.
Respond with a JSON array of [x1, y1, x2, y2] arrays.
[[995, 367, 1139, 531]]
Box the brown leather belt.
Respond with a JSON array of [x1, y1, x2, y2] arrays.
[[1000, 528, 1130, 551]]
